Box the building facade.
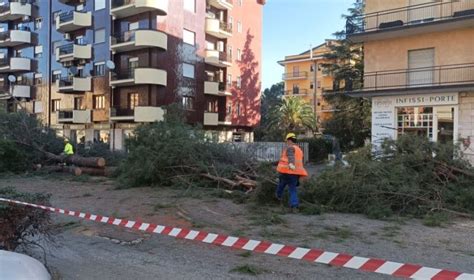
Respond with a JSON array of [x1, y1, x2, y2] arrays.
[[278, 41, 336, 128], [346, 0, 474, 164], [0, 0, 264, 150]]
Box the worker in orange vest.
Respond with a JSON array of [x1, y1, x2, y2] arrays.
[[276, 133, 308, 212]]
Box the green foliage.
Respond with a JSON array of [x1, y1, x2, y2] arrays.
[[118, 114, 255, 188], [0, 111, 63, 169], [0, 140, 28, 173], [255, 82, 284, 141], [300, 137, 333, 163], [267, 96, 316, 134], [300, 135, 474, 220], [230, 264, 267, 275], [0, 187, 52, 251]]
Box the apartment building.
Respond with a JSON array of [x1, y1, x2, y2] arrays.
[[346, 0, 474, 164], [278, 41, 336, 128], [0, 0, 264, 150]]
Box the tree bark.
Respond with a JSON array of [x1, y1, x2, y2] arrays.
[[44, 153, 106, 168]]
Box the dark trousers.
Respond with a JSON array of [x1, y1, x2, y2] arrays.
[[276, 173, 299, 208]]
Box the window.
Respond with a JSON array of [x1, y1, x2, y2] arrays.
[[228, 46, 233, 59], [74, 97, 84, 110], [183, 29, 195, 46], [317, 81, 321, 88], [310, 64, 315, 72], [236, 76, 241, 88], [93, 95, 105, 109], [238, 0, 243, 6], [227, 102, 232, 114], [34, 17, 42, 30], [94, 0, 106, 11], [236, 103, 241, 116], [94, 62, 105, 76], [52, 100, 60, 112], [292, 84, 299, 94], [227, 74, 232, 86], [94, 28, 105, 44], [183, 63, 195, 79], [52, 70, 61, 83], [237, 48, 242, 61], [184, 0, 195, 12], [310, 82, 314, 90], [207, 100, 218, 112], [182, 96, 194, 110], [34, 73, 42, 85], [128, 93, 139, 109], [237, 21, 242, 33], [229, 17, 233, 30], [34, 45, 43, 58]]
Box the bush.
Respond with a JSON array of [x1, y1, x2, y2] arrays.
[[300, 135, 474, 220], [301, 137, 333, 163], [0, 187, 52, 251], [0, 140, 28, 173]]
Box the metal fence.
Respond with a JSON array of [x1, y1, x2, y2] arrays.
[[229, 142, 309, 163]]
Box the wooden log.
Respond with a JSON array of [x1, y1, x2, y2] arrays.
[[44, 153, 106, 168], [41, 165, 82, 176], [77, 167, 117, 177]]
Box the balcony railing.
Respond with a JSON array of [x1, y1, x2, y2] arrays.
[[58, 110, 73, 119], [111, 0, 135, 8], [110, 107, 134, 117], [360, 63, 474, 91], [111, 67, 136, 80], [219, 21, 232, 33], [57, 43, 74, 55], [282, 71, 308, 79], [284, 89, 309, 95], [58, 11, 74, 23], [347, 0, 474, 35], [112, 29, 160, 44], [58, 76, 75, 87]]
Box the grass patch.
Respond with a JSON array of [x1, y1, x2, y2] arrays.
[[230, 264, 266, 275], [423, 213, 449, 227], [250, 213, 286, 226], [381, 225, 401, 238], [238, 251, 252, 258], [312, 226, 353, 242], [153, 203, 173, 211]]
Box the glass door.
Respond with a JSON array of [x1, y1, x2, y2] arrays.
[[433, 106, 455, 144]]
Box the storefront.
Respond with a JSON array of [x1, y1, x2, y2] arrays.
[[372, 92, 459, 146]]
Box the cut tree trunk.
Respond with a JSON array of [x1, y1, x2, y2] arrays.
[[45, 153, 106, 168], [79, 167, 117, 177], [42, 165, 82, 176]]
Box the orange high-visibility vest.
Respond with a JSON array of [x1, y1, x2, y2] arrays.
[[276, 145, 308, 177]]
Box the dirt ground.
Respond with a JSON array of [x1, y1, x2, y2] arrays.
[[1, 174, 473, 279]]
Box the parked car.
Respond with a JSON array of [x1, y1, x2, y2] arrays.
[[0, 250, 50, 280]]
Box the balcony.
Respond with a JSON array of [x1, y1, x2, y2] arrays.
[[56, 11, 92, 33], [111, 0, 168, 19], [208, 0, 233, 10], [0, 2, 33, 21], [0, 82, 32, 100], [0, 57, 33, 73], [204, 78, 232, 96], [284, 89, 309, 97], [205, 50, 232, 68], [347, 63, 474, 96], [111, 29, 167, 53], [218, 116, 232, 126], [205, 18, 232, 38], [347, 0, 474, 42], [110, 106, 164, 122], [58, 109, 92, 124], [110, 67, 167, 87], [55, 43, 92, 63], [282, 71, 308, 80], [204, 112, 219, 126], [57, 76, 91, 93], [0, 30, 34, 47]]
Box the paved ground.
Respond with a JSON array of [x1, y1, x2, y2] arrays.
[[1, 175, 473, 279]]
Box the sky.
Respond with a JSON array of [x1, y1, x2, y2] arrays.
[[262, 0, 354, 90]]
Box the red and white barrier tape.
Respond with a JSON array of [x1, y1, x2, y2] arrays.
[[1, 197, 473, 280]]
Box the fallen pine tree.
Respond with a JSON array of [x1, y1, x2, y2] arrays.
[[299, 135, 474, 220]]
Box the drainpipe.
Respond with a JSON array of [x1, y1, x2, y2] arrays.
[[47, 0, 52, 127]]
